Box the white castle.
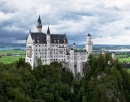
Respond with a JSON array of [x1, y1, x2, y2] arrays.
[[26, 16, 93, 76]]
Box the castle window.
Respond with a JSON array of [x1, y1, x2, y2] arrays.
[[39, 49, 40, 51], [36, 49, 37, 51], [45, 45, 47, 47], [43, 45, 44, 47], [39, 45, 40, 47], [36, 45, 37, 47]]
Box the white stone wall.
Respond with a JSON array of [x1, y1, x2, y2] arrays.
[[26, 33, 35, 70], [86, 36, 93, 54], [32, 43, 68, 66], [65, 50, 88, 76], [26, 32, 91, 76]]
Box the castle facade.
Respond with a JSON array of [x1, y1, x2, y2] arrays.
[[26, 16, 93, 76]]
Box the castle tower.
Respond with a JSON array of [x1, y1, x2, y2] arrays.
[[69, 48, 75, 76], [36, 15, 42, 32], [86, 34, 93, 55], [46, 25, 51, 64], [73, 43, 76, 50]]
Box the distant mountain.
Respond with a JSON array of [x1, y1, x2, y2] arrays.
[[70, 44, 130, 50], [1, 42, 130, 51], [0, 42, 26, 48], [93, 44, 130, 50]]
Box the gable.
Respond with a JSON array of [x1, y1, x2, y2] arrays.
[[27, 33, 33, 43]]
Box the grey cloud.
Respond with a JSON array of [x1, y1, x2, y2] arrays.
[[0, 0, 130, 44], [124, 26, 130, 30]]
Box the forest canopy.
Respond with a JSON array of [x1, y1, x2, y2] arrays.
[[0, 53, 130, 102]]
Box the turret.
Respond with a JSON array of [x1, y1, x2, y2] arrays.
[[46, 25, 51, 64], [36, 15, 42, 32], [73, 43, 76, 49], [47, 25, 50, 34], [86, 34, 93, 55], [46, 25, 50, 43]]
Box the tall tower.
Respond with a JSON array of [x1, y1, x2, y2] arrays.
[[46, 25, 51, 64], [36, 16, 42, 32], [86, 34, 93, 55]]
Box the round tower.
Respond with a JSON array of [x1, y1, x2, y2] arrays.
[[86, 34, 93, 55], [73, 43, 76, 50], [36, 16, 42, 32]]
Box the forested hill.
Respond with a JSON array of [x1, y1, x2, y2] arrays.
[[0, 54, 130, 102]]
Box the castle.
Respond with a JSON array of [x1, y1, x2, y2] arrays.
[[26, 16, 93, 76]]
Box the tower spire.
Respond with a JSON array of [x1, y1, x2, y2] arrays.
[[36, 15, 42, 32], [47, 25, 50, 34], [38, 15, 41, 25]]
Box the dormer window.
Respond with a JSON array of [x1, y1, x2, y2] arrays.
[[37, 36, 39, 43], [64, 39, 66, 43], [57, 38, 59, 43]]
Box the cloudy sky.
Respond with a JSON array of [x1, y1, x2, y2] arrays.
[[0, 0, 130, 45]]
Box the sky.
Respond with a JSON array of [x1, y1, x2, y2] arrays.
[[0, 0, 130, 45]]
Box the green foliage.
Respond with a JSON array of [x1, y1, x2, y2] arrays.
[[0, 53, 130, 102], [0, 60, 72, 102], [81, 53, 128, 102]]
